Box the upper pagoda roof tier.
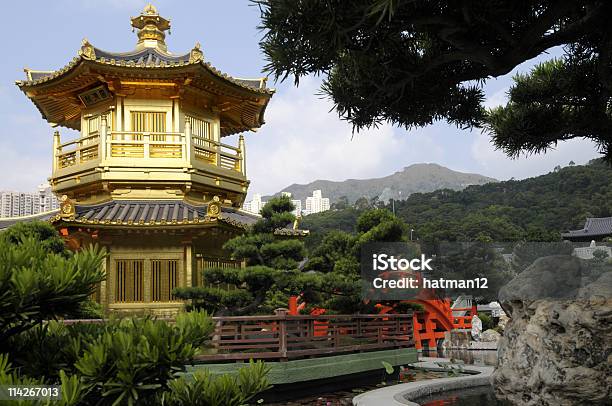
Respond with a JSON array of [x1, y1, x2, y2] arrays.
[[18, 43, 271, 94], [15, 4, 274, 136]]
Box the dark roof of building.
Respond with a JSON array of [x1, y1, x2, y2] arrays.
[[16, 42, 272, 136], [562, 217, 612, 238], [17, 43, 272, 95], [0, 211, 58, 230], [1, 201, 308, 236], [51, 200, 258, 229], [93, 47, 191, 65], [57, 200, 307, 235]]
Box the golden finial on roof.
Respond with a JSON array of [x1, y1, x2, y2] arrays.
[[79, 38, 96, 60], [131, 4, 171, 52], [189, 42, 204, 63], [143, 3, 158, 15]]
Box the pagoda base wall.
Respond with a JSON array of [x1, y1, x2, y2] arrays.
[[108, 302, 185, 318], [84, 228, 241, 316]]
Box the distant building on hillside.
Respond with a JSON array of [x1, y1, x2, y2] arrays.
[[243, 193, 264, 214], [562, 217, 612, 242], [282, 192, 302, 217], [573, 240, 611, 259], [0, 184, 59, 218], [304, 190, 330, 216]]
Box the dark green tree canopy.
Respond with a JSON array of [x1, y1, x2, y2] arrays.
[[0, 224, 106, 345], [175, 196, 307, 315], [257, 0, 612, 160]]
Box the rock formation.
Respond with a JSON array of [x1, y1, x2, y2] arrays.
[[493, 255, 611, 405], [480, 329, 501, 343]]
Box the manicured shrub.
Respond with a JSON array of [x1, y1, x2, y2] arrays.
[[163, 361, 271, 406], [0, 236, 105, 345]]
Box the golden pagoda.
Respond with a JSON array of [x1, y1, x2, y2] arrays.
[[14, 4, 288, 315]]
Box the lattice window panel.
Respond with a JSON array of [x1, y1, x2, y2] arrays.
[[114, 259, 144, 303], [186, 116, 212, 139], [196, 257, 241, 290], [151, 259, 179, 302], [130, 111, 166, 140]]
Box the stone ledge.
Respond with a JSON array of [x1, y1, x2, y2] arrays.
[[352, 357, 493, 406]]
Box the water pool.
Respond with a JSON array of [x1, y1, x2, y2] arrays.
[[415, 385, 512, 406]]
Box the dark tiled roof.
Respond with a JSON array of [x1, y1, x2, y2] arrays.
[[76, 201, 204, 224], [0, 210, 59, 230], [562, 217, 612, 238], [28, 71, 56, 81], [1, 202, 307, 236], [93, 47, 191, 65], [49, 200, 259, 228], [17, 45, 273, 95]]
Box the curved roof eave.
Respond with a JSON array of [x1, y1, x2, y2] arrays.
[[16, 44, 275, 96]]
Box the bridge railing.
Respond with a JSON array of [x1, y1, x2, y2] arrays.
[[61, 311, 414, 362], [196, 310, 414, 362]]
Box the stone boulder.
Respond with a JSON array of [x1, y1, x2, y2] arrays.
[[471, 314, 482, 341], [480, 329, 501, 342], [497, 313, 510, 332], [493, 255, 611, 405]]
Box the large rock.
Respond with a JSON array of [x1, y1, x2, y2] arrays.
[[493, 255, 611, 405], [481, 329, 501, 342], [497, 313, 510, 333]]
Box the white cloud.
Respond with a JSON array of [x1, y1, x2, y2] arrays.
[[244, 77, 447, 196], [470, 132, 600, 180], [0, 142, 52, 191], [241, 75, 602, 198], [483, 87, 509, 109]]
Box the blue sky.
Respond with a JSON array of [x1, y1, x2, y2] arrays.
[[0, 1, 600, 196]]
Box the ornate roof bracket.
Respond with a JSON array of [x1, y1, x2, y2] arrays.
[[79, 39, 96, 60], [189, 43, 204, 63]]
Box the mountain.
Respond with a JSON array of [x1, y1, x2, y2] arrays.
[[265, 163, 496, 204], [300, 159, 612, 249]]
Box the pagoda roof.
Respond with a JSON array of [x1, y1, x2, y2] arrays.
[[16, 5, 274, 136], [0, 211, 57, 230], [18, 44, 271, 95], [562, 217, 612, 239], [51, 200, 259, 229], [0, 201, 308, 236], [34, 200, 307, 236]]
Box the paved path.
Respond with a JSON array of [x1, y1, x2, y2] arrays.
[[352, 357, 494, 406]]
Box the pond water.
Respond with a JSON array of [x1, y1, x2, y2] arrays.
[[416, 385, 512, 406], [264, 369, 454, 406], [265, 350, 499, 405]]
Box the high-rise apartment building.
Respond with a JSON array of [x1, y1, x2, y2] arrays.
[[304, 190, 330, 215], [281, 192, 302, 216], [242, 193, 264, 214], [0, 184, 59, 218], [38, 184, 60, 212]]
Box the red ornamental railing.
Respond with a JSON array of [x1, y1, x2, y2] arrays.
[[60, 311, 414, 362], [196, 310, 414, 362]]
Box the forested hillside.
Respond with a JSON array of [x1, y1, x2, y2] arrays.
[[302, 160, 612, 249]]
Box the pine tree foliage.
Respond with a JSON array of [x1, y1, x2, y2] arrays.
[[0, 226, 106, 345], [257, 0, 612, 160], [175, 196, 308, 315]]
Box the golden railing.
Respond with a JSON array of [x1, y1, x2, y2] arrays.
[[53, 120, 245, 176], [191, 135, 242, 172], [55, 133, 100, 169], [108, 131, 185, 159]]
